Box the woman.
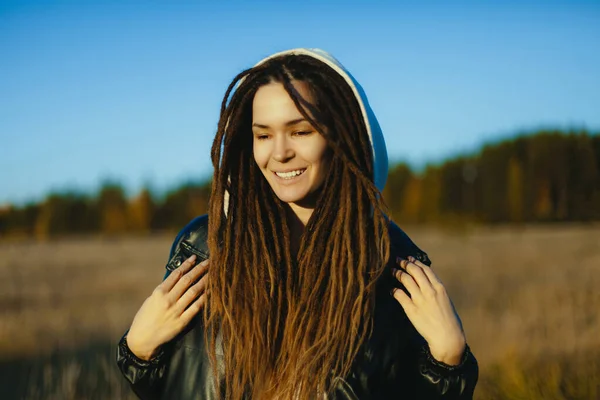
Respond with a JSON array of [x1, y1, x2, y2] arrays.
[[117, 48, 478, 399]]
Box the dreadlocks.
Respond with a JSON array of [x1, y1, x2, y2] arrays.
[[204, 54, 391, 399]]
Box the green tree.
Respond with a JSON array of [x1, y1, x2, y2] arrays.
[[507, 156, 524, 223], [128, 187, 155, 232], [383, 162, 413, 220], [98, 182, 128, 235], [420, 165, 443, 223], [34, 192, 96, 239]]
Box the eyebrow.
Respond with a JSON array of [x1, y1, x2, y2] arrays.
[[252, 118, 308, 129]]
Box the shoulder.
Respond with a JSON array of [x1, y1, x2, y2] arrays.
[[168, 215, 430, 266], [387, 219, 431, 266], [166, 214, 210, 270]]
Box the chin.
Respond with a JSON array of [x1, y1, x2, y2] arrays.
[[272, 185, 323, 208], [273, 191, 309, 204]]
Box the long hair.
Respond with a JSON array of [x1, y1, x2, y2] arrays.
[[204, 54, 391, 399]]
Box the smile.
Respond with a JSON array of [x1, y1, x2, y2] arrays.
[[273, 168, 306, 179]]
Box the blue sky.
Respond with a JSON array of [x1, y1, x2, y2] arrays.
[[1, 0, 599, 204]]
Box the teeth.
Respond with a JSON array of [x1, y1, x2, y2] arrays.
[[275, 169, 306, 179]]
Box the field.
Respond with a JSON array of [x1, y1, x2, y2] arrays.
[[1, 224, 599, 399]]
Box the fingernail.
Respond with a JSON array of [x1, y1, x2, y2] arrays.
[[189, 255, 197, 261], [408, 256, 415, 263], [390, 288, 397, 296]]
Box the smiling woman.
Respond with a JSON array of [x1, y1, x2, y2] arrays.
[[116, 48, 479, 400]]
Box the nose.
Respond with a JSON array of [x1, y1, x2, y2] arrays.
[[272, 135, 294, 163]]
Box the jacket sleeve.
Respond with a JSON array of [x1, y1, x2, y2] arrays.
[[116, 331, 169, 400], [115, 222, 193, 400], [386, 220, 479, 399], [414, 341, 479, 399]]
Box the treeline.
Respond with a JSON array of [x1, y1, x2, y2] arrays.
[[0, 182, 211, 239], [1, 129, 599, 239], [383, 129, 600, 224]]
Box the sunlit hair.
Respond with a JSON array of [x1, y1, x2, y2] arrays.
[[204, 54, 391, 399]]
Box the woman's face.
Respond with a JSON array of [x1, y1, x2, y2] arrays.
[[252, 80, 330, 208]]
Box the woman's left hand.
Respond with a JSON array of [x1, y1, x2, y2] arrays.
[[391, 256, 466, 365]]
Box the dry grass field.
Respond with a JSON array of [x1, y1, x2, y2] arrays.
[[1, 224, 599, 399]]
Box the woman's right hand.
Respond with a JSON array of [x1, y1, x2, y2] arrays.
[[126, 255, 209, 361]]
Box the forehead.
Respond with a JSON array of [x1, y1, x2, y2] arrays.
[[252, 81, 314, 124]]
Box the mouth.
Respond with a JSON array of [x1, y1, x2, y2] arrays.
[[273, 168, 307, 180]]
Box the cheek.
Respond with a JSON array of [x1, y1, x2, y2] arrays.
[[310, 143, 331, 181], [312, 140, 330, 167], [253, 141, 268, 169]]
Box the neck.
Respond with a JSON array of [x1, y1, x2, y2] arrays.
[[288, 202, 314, 226], [285, 203, 313, 258]]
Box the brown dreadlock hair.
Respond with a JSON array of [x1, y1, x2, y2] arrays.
[[204, 53, 391, 399]]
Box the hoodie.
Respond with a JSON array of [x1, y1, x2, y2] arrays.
[[254, 48, 389, 192]]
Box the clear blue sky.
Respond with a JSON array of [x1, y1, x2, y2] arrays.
[[1, 0, 599, 205]]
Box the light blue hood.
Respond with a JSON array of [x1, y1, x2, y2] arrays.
[[254, 48, 389, 191]]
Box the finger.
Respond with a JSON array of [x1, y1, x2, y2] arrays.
[[176, 274, 208, 314], [408, 256, 442, 287], [180, 293, 206, 324], [159, 255, 197, 292], [392, 267, 421, 299], [170, 259, 209, 300], [391, 287, 415, 313], [397, 257, 434, 292]]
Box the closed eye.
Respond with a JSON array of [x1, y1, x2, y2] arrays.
[[292, 131, 313, 137]]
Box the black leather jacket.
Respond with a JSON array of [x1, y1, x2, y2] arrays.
[[117, 215, 478, 399]]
